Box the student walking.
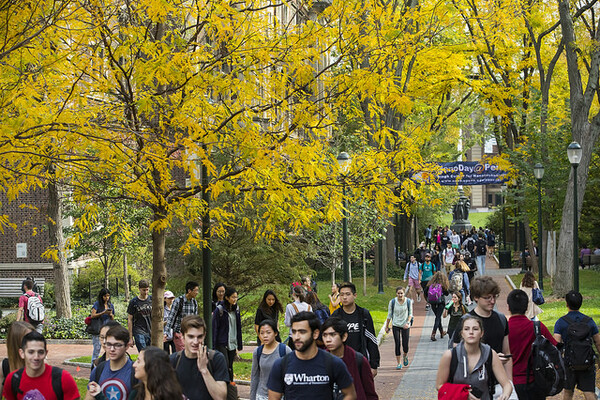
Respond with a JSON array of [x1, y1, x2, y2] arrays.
[[254, 289, 284, 344], [384, 287, 413, 369], [127, 279, 152, 352], [442, 292, 467, 349], [403, 255, 423, 302], [519, 272, 542, 320], [420, 253, 436, 310], [329, 283, 341, 314], [16, 279, 44, 334], [553, 290, 600, 400], [0, 322, 34, 384], [250, 319, 292, 400], [91, 288, 115, 362], [213, 287, 243, 382], [284, 286, 312, 345], [427, 272, 449, 341], [165, 281, 199, 352], [436, 315, 513, 399], [163, 290, 176, 354]]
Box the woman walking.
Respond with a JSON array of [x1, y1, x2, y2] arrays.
[[519, 271, 542, 319], [284, 286, 311, 346], [211, 282, 226, 311], [436, 315, 512, 399], [163, 290, 176, 354], [427, 272, 449, 341], [254, 289, 284, 344], [250, 320, 292, 400], [328, 283, 341, 314], [449, 253, 471, 305], [91, 288, 115, 362], [443, 291, 467, 348], [384, 287, 413, 369], [1, 321, 34, 383], [213, 287, 243, 381]]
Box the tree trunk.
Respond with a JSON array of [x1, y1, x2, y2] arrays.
[[523, 214, 538, 274], [363, 249, 367, 296], [123, 252, 130, 301], [150, 212, 167, 347], [47, 181, 72, 318], [554, 0, 600, 296]]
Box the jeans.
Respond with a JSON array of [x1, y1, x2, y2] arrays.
[[133, 332, 151, 352], [392, 326, 410, 356], [216, 345, 237, 381], [476, 255, 486, 275], [514, 383, 546, 400], [92, 335, 102, 362], [163, 340, 176, 355]]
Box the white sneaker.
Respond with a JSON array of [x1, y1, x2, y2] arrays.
[[417, 295, 421, 302]]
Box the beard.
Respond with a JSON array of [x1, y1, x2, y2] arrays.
[[294, 335, 315, 353]]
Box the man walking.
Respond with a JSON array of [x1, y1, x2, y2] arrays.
[[170, 315, 228, 400], [553, 291, 600, 400], [127, 279, 152, 351], [331, 282, 380, 377], [166, 281, 199, 352], [268, 311, 356, 400], [16, 279, 44, 333], [3, 331, 79, 400], [424, 225, 432, 249], [322, 317, 377, 400], [403, 255, 423, 302], [507, 289, 558, 400], [85, 325, 136, 400], [474, 234, 487, 275]]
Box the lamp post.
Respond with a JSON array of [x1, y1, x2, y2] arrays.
[[533, 163, 544, 290], [567, 142, 582, 292], [337, 152, 352, 282], [501, 183, 507, 250]]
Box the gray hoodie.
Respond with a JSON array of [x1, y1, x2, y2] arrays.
[[451, 342, 492, 399]]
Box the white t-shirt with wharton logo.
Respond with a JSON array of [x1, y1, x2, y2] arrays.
[[267, 349, 353, 399]]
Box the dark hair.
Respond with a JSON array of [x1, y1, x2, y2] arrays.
[[181, 315, 206, 335], [21, 331, 46, 350], [470, 276, 500, 299], [23, 279, 34, 291], [521, 271, 535, 288], [565, 290, 583, 310], [291, 285, 306, 302], [134, 346, 183, 400], [211, 282, 225, 301], [507, 289, 529, 315], [290, 311, 320, 333], [223, 287, 238, 312], [259, 290, 283, 315], [106, 325, 130, 344], [305, 291, 326, 311], [186, 281, 199, 294], [96, 288, 112, 310], [138, 279, 150, 289], [320, 317, 348, 337], [258, 319, 279, 334], [451, 291, 463, 304], [339, 282, 356, 294]]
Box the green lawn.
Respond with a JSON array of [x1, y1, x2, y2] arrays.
[[509, 269, 600, 333], [438, 211, 493, 230]]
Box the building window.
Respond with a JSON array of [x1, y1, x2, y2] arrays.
[[16, 243, 27, 258]]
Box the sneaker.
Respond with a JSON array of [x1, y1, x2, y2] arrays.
[[417, 295, 421, 302], [425, 304, 431, 310], [396, 363, 402, 370], [403, 355, 409, 366]]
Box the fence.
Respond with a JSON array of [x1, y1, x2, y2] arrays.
[[87, 275, 132, 304]]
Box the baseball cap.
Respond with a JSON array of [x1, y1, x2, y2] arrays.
[[164, 290, 175, 299]]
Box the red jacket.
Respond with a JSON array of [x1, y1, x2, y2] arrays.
[[508, 315, 558, 385], [338, 345, 378, 400]]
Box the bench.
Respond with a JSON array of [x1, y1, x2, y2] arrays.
[[0, 278, 45, 298], [582, 254, 600, 268]]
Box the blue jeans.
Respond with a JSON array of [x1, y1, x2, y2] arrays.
[[92, 335, 102, 362], [476, 255, 486, 275], [133, 333, 151, 352]]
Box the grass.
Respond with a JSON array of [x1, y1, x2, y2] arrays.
[[438, 211, 493, 230], [508, 269, 600, 333]]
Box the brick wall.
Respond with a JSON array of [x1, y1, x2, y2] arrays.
[[0, 269, 54, 281]]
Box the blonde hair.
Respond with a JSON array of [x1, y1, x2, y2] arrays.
[[7, 321, 34, 371]]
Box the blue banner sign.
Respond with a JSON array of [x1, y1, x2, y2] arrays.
[[435, 162, 508, 186]]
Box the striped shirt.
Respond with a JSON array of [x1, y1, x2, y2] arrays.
[[166, 295, 198, 334]]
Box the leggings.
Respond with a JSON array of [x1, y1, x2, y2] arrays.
[[216, 345, 237, 381], [431, 302, 445, 334], [392, 326, 410, 356]]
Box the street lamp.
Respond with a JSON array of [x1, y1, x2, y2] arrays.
[[567, 142, 582, 292], [501, 183, 507, 250], [533, 163, 544, 290], [337, 152, 352, 282]]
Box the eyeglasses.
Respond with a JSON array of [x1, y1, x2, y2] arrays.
[[105, 342, 125, 349], [480, 294, 500, 302]]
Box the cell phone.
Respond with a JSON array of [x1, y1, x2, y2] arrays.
[[470, 386, 483, 398], [500, 354, 512, 358]]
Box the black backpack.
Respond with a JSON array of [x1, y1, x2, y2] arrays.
[[528, 321, 565, 396], [562, 315, 595, 371], [466, 239, 475, 254], [11, 366, 63, 398]]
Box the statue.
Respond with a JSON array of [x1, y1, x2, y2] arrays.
[[451, 189, 472, 232]]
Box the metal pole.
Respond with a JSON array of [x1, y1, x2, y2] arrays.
[[378, 232, 384, 294], [537, 180, 544, 290], [342, 184, 350, 282], [573, 164, 579, 292], [502, 197, 506, 251], [201, 146, 212, 347]]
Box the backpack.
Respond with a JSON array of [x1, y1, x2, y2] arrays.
[[449, 272, 463, 292], [527, 320, 565, 396], [562, 315, 595, 371], [466, 239, 475, 254], [314, 307, 330, 324], [25, 293, 44, 324], [476, 240, 487, 255], [390, 297, 413, 326], [427, 283, 443, 303], [332, 351, 364, 400], [11, 366, 63, 399]]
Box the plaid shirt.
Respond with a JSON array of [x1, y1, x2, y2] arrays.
[[166, 295, 198, 334]]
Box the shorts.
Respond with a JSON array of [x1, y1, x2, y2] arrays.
[[408, 277, 421, 290], [565, 366, 596, 392]]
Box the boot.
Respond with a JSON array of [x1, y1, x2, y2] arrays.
[[431, 331, 437, 341]]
